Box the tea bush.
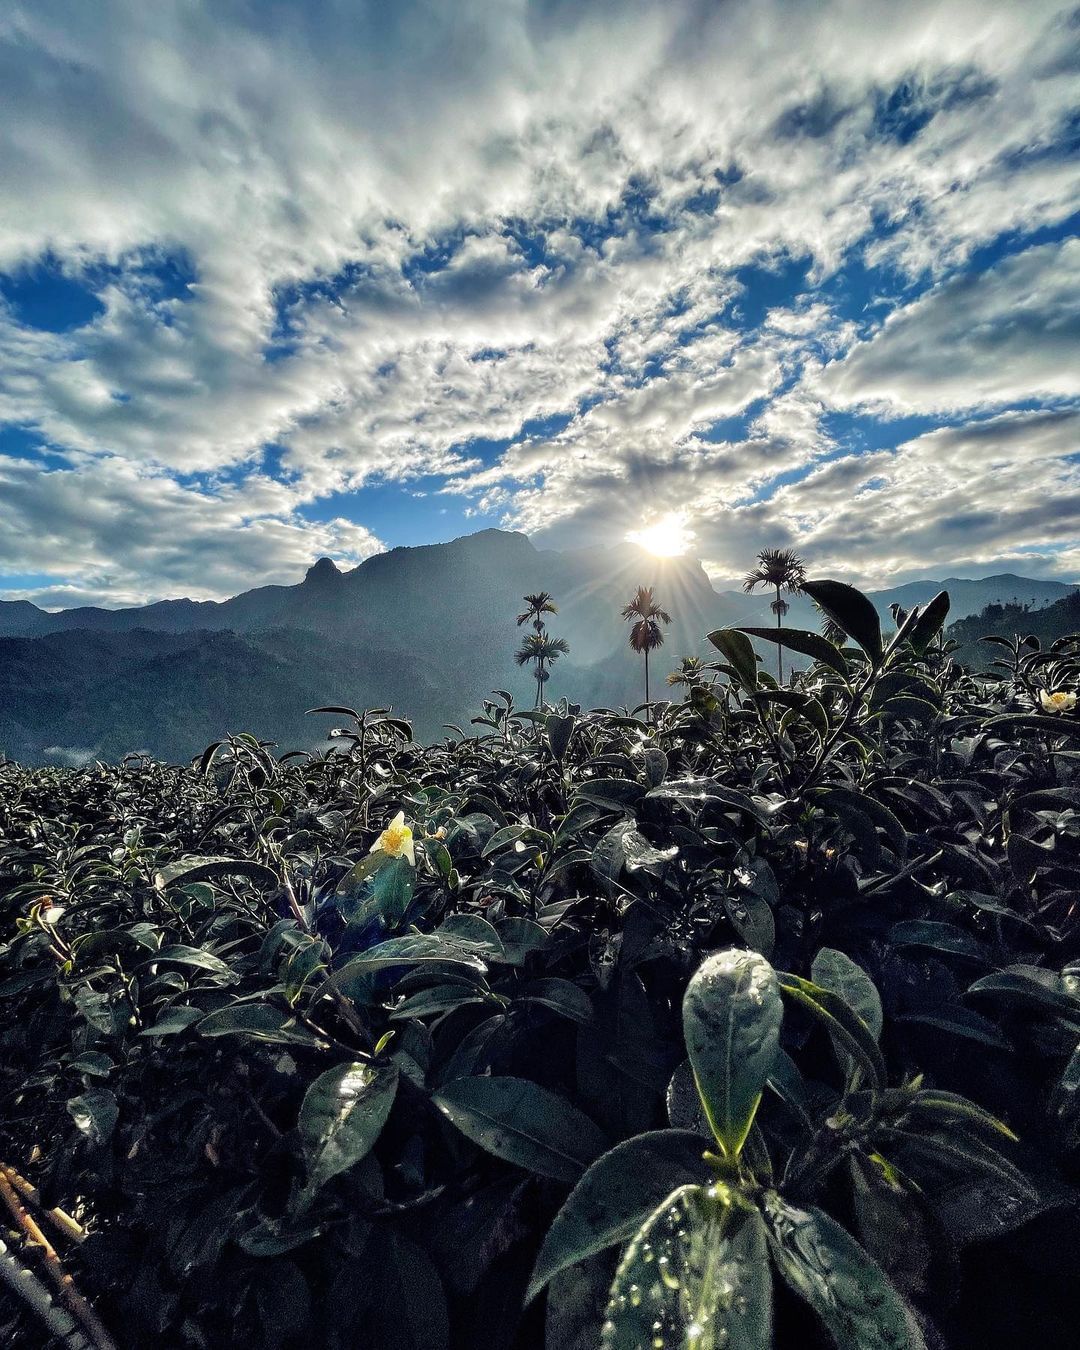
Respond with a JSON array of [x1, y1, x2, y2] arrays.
[[1, 581, 1078, 1348]]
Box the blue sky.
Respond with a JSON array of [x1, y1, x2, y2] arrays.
[[0, 0, 1077, 607]]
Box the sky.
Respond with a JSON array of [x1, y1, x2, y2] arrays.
[[0, 0, 1077, 609]]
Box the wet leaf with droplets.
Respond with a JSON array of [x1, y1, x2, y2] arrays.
[[682, 949, 783, 1158], [600, 1182, 772, 1350], [295, 1061, 399, 1209], [528, 1129, 709, 1303], [762, 1191, 926, 1349], [810, 948, 882, 1041]]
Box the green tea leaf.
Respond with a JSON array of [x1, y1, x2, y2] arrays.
[[904, 592, 950, 655], [297, 1061, 399, 1206], [156, 857, 279, 890], [67, 1088, 118, 1145], [737, 626, 850, 678], [601, 1184, 772, 1350], [138, 1005, 204, 1037], [138, 944, 238, 978], [706, 628, 760, 689], [763, 1192, 925, 1349], [683, 949, 783, 1157], [575, 778, 644, 810], [527, 1130, 709, 1302], [547, 714, 576, 761], [810, 948, 883, 1041], [334, 935, 487, 988], [432, 1076, 606, 1183], [891, 921, 988, 961], [801, 580, 883, 663], [519, 977, 594, 1025], [778, 974, 886, 1086], [197, 1002, 330, 1048]]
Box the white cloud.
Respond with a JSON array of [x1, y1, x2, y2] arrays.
[[0, 0, 1076, 602], [0, 454, 383, 607], [729, 408, 1080, 586], [815, 238, 1080, 412]]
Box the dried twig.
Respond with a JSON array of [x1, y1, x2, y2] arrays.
[[0, 1164, 86, 1244], [0, 1171, 117, 1350], [0, 1235, 92, 1349]]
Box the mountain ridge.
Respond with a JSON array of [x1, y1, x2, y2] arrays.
[[3, 535, 1073, 634], [1, 529, 1076, 764]]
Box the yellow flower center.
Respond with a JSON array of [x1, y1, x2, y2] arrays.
[[1048, 692, 1071, 707], [379, 822, 413, 856]]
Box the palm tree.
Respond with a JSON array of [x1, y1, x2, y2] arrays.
[[622, 586, 672, 711], [742, 548, 806, 683], [515, 631, 571, 707], [517, 592, 558, 633]]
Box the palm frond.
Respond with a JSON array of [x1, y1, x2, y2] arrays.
[[743, 548, 806, 593], [517, 591, 559, 626], [622, 586, 671, 624], [628, 618, 665, 652]]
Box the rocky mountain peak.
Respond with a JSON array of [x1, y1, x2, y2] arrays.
[[304, 556, 343, 585]]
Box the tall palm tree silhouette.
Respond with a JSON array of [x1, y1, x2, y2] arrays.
[[621, 585, 672, 712], [515, 631, 570, 707], [517, 592, 558, 633], [742, 548, 806, 683]]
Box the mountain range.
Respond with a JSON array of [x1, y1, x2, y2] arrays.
[[1, 529, 1075, 764]]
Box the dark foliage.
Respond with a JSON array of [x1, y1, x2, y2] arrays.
[[1, 585, 1079, 1348]]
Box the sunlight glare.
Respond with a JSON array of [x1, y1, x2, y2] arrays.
[[626, 514, 694, 557]]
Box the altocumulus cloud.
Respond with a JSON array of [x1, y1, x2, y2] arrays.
[[0, 0, 1077, 604]]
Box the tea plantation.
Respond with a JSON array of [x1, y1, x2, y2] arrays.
[[1, 582, 1078, 1349]]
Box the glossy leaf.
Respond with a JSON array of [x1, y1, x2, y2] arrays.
[[891, 921, 988, 961], [432, 1076, 607, 1183], [334, 935, 487, 986], [297, 1062, 399, 1206], [811, 948, 882, 1041], [904, 591, 950, 654], [197, 1002, 330, 1048], [801, 579, 883, 662], [683, 949, 783, 1157], [67, 1088, 118, 1145], [519, 977, 594, 1025], [527, 1130, 709, 1302], [706, 628, 759, 689], [736, 626, 850, 678], [601, 1184, 772, 1350], [778, 974, 886, 1086], [763, 1191, 926, 1349], [156, 856, 279, 890]]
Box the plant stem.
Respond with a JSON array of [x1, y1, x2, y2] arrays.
[[0, 1171, 117, 1350], [0, 1236, 92, 1350], [0, 1165, 85, 1244]]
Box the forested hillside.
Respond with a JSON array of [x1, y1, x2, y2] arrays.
[[2, 531, 1074, 766]]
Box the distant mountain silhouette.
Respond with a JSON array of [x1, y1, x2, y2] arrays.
[[713, 572, 1077, 631], [1, 532, 1075, 764], [0, 530, 729, 763]]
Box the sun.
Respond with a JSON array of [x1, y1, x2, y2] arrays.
[[626, 514, 695, 557]]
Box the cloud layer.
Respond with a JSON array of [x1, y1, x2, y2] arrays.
[[0, 0, 1077, 603]]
